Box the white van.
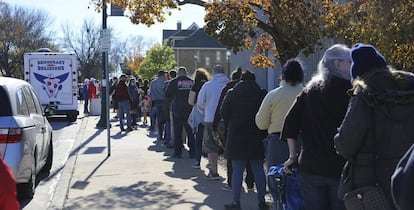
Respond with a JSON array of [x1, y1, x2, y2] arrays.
[[24, 49, 79, 122]]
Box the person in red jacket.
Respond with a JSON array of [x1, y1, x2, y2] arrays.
[[0, 153, 20, 210]]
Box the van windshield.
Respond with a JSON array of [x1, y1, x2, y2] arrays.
[[0, 87, 12, 116]]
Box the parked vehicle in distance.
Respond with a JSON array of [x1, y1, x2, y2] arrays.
[[0, 77, 54, 199], [24, 48, 79, 122]]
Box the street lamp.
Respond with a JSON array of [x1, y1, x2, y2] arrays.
[[226, 50, 231, 76]]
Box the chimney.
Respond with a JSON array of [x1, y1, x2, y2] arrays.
[[177, 21, 182, 31]]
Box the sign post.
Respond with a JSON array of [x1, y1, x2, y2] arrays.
[[96, 0, 111, 156]]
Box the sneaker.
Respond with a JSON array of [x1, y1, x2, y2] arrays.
[[191, 162, 200, 169], [224, 202, 241, 210], [206, 172, 220, 180], [258, 202, 269, 210], [221, 184, 232, 192]]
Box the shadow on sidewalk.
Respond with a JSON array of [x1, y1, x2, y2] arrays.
[[71, 156, 110, 190], [64, 181, 190, 209]]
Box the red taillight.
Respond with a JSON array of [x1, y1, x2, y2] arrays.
[[0, 128, 23, 143]]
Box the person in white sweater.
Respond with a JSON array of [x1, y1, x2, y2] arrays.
[[197, 64, 229, 179]]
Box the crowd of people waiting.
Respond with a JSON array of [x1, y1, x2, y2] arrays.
[[44, 42, 413, 210]]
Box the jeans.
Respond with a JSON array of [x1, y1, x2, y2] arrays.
[[298, 172, 345, 210], [227, 160, 254, 188], [231, 159, 267, 205], [173, 114, 194, 156], [84, 98, 89, 113], [194, 123, 204, 163], [118, 100, 132, 130], [154, 100, 168, 138], [265, 133, 289, 210], [149, 105, 156, 131], [164, 119, 171, 144]]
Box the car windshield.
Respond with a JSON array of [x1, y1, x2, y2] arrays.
[[0, 87, 12, 116]]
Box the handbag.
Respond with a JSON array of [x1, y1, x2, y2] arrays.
[[344, 185, 390, 210], [342, 105, 390, 210]]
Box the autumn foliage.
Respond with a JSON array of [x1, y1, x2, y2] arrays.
[[91, 0, 414, 70]]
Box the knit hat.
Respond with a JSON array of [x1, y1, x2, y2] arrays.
[[350, 43, 387, 79]]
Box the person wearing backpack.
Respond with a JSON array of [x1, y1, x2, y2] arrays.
[[334, 43, 414, 209]]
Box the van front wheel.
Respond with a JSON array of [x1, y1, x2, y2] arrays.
[[67, 115, 77, 122]]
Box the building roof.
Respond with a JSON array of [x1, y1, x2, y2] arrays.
[[173, 28, 227, 49], [163, 22, 227, 49]]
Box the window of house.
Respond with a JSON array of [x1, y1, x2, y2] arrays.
[[205, 57, 210, 67], [216, 51, 221, 61]]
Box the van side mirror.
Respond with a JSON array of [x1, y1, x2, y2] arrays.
[[44, 106, 55, 116]]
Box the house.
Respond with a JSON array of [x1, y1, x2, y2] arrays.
[[163, 22, 232, 76]]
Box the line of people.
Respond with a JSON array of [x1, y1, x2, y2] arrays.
[[160, 43, 414, 210], [106, 42, 414, 210]]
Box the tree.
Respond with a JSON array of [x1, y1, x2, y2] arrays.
[[60, 19, 102, 80], [91, 0, 180, 26], [123, 36, 147, 76], [204, 0, 326, 67], [0, 2, 56, 78], [93, 0, 325, 68], [138, 43, 176, 79], [324, 0, 414, 70]]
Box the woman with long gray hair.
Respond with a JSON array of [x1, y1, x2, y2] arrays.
[[281, 44, 352, 210]]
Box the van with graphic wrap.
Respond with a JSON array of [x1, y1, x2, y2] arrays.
[[24, 49, 79, 122]]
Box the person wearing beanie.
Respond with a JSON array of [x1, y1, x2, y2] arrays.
[[334, 43, 414, 209], [221, 69, 268, 210], [282, 44, 352, 210], [256, 58, 304, 210], [350, 43, 387, 80]]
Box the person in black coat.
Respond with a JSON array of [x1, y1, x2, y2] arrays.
[[335, 43, 414, 209], [165, 66, 195, 158], [221, 70, 268, 210]]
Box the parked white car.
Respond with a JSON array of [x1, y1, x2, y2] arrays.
[[0, 77, 54, 199]]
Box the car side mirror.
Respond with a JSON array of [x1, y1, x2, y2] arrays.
[[44, 106, 55, 116]]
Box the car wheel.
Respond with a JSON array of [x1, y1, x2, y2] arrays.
[[68, 114, 77, 122], [41, 139, 53, 174], [18, 155, 37, 199]]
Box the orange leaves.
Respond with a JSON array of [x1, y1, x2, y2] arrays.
[[325, 0, 414, 69], [205, 0, 325, 68], [250, 54, 275, 68], [91, 0, 179, 26]]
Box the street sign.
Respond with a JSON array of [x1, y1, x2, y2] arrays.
[[100, 29, 111, 52], [111, 4, 124, 16]]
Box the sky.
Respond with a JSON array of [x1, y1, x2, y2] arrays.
[[4, 0, 206, 45]]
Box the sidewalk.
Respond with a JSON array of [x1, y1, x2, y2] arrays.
[[52, 110, 272, 210]]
